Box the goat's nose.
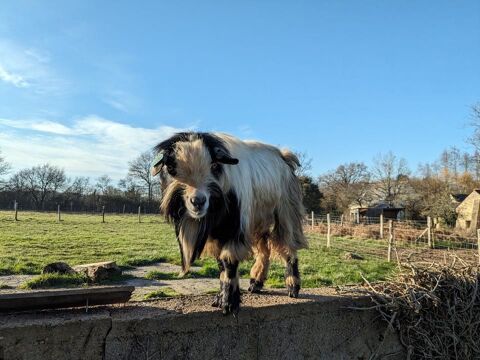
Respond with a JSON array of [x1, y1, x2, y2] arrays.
[[190, 195, 206, 209]]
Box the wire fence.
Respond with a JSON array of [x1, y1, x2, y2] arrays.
[[1, 207, 164, 225], [304, 213, 480, 265], [3, 209, 480, 265]]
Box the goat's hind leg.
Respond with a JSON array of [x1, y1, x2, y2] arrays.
[[283, 253, 301, 298], [248, 237, 270, 293]]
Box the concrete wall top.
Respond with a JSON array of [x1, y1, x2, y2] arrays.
[[0, 288, 405, 360]]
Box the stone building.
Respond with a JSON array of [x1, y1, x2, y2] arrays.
[[455, 189, 480, 231]]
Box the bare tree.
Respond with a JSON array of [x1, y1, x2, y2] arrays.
[[460, 152, 472, 174], [127, 151, 160, 208], [65, 176, 91, 198], [294, 151, 313, 177], [0, 150, 10, 176], [67, 177, 91, 196], [417, 162, 435, 179], [10, 164, 66, 210], [319, 162, 371, 212], [449, 146, 461, 177], [118, 176, 143, 204], [372, 151, 410, 206], [469, 102, 480, 151], [0, 150, 11, 190], [96, 175, 113, 195]]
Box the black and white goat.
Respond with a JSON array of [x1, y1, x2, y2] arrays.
[[151, 132, 307, 315]]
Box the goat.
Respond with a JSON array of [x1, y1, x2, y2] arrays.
[[151, 132, 307, 315]]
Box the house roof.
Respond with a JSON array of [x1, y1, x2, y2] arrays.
[[451, 193, 468, 203]]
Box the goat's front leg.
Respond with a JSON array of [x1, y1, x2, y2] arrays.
[[212, 258, 241, 315]]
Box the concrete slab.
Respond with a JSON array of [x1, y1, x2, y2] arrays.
[[0, 288, 405, 360]]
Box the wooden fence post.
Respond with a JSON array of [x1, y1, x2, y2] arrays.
[[57, 204, 61, 222], [427, 216, 432, 248], [380, 214, 384, 239], [14, 201, 18, 221], [102, 206, 105, 223], [477, 229, 480, 266], [138, 206, 141, 223], [340, 214, 344, 226], [327, 213, 331, 247], [387, 220, 394, 262], [123, 204, 126, 215], [311, 211, 314, 230], [477, 229, 480, 265]]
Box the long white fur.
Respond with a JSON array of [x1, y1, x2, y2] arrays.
[[160, 132, 307, 269], [211, 133, 307, 255]]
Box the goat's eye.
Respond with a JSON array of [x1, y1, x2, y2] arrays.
[[167, 165, 174, 172], [211, 163, 218, 170]]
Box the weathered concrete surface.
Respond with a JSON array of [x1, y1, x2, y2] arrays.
[[0, 309, 111, 359], [0, 288, 405, 360]]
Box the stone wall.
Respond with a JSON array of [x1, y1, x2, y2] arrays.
[[0, 289, 405, 360]]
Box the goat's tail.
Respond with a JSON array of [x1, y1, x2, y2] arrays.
[[271, 172, 308, 254]]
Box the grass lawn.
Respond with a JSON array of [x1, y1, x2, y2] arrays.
[[0, 211, 395, 287]]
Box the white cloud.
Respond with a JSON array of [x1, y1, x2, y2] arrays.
[[104, 98, 129, 112], [0, 39, 63, 93], [0, 65, 29, 88], [0, 119, 73, 135], [0, 117, 187, 180], [102, 90, 140, 113], [24, 48, 50, 63]]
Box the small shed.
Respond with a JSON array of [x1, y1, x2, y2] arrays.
[[455, 189, 480, 231], [451, 193, 468, 205], [350, 203, 405, 223]]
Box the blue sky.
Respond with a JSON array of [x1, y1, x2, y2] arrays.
[[0, 1, 479, 180]]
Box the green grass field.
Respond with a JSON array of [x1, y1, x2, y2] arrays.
[[0, 211, 395, 287]]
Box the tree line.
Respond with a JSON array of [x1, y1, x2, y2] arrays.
[[0, 151, 160, 213], [1, 103, 479, 223]]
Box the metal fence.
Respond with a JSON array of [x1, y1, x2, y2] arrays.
[[3, 209, 480, 265], [304, 212, 480, 265]]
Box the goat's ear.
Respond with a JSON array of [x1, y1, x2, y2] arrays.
[[213, 147, 239, 165], [151, 151, 165, 176]]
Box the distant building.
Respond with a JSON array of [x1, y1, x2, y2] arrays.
[[451, 193, 468, 205], [455, 189, 480, 231], [349, 202, 405, 223]]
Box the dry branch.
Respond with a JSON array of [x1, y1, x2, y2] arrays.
[[351, 259, 480, 359]]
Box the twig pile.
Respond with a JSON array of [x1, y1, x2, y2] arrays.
[[357, 258, 480, 359]]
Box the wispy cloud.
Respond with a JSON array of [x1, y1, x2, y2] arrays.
[[0, 117, 187, 180], [102, 90, 140, 113], [0, 64, 29, 88], [0, 39, 64, 93], [0, 119, 73, 135]]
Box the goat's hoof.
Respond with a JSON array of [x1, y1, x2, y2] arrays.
[[287, 285, 300, 298], [221, 287, 241, 316], [211, 292, 222, 307], [222, 301, 240, 316], [248, 279, 264, 293]]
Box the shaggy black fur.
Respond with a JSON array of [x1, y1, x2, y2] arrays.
[[153, 132, 238, 178], [164, 180, 246, 272]]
